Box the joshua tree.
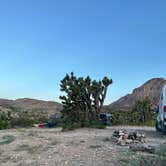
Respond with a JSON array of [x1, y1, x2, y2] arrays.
[[60, 72, 112, 127]]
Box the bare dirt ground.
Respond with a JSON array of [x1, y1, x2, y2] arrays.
[[0, 126, 166, 166]]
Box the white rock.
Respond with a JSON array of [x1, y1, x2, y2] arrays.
[[126, 139, 133, 144]]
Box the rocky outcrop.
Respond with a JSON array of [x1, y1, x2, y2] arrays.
[[108, 78, 166, 111]]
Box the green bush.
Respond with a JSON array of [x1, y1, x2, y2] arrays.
[[33, 115, 48, 124], [0, 111, 12, 130], [132, 99, 153, 123], [62, 122, 81, 131], [86, 121, 106, 129], [11, 112, 49, 128], [11, 116, 34, 127], [108, 109, 156, 126]]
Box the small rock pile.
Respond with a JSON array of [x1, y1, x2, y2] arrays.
[[112, 130, 145, 146]]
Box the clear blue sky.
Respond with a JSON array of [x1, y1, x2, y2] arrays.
[[0, 0, 166, 104]]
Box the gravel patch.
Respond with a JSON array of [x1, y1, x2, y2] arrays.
[[0, 126, 165, 166]]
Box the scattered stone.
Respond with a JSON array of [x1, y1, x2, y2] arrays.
[[126, 139, 133, 144], [48, 155, 52, 159], [119, 131, 125, 136], [112, 130, 145, 146]]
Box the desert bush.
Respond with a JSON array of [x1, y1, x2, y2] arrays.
[[130, 144, 166, 166], [34, 115, 48, 124], [132, 98, 153, 123], [119, 144, 166, 166], [108, 110, 138, 125], [86, 120, 106, 129], [11, 115, 34, 127], [108, 109, 156, 126], [61, 120, 81, 131], [0, 111, 12, 129], [11, 117, 34, 127], [11, 112, 49, 127]]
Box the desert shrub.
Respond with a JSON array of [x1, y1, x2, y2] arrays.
[[119, 144, 166, 166], [108, 110, 138, 125], [144, 114, 156, 126], [132, 98, 153, 123], [108, 109, 156, 126], [11, 116, 34, 127], [130, 145, 166, 166], [86, 120, 106, 129], [62, 121, 81, 131], [11, 112, 50, 127], [0, 111, 12, 129], [34, 115, 48, 124]]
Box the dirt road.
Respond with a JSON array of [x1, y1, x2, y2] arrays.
[[0, 126, 166, 166]]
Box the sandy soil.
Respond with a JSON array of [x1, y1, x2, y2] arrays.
[[0, 126, 166, 166]]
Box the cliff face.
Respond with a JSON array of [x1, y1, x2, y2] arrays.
[[108, 78, 166, 111]]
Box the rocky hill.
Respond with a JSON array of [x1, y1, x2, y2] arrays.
[[0, 98, 62, 117], [108, 78, 166, 111]]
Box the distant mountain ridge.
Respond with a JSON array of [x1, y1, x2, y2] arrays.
[[0, 98, 62, 116], [1, 78, 166, 115], [108, 78, 166, 111]]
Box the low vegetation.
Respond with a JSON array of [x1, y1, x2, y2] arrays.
[[0, 109, 49, 129], [11, 113, 48, 127], [119, 144, 166, 166], [0, 111, 12, 129], [0, 75, 158, 130], [108, 98, 156, 126]]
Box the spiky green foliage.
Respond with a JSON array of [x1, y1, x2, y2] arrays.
[[60, 72, 112, 129], [132, 98, 154, 123], [0, 111, 12, 130]]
